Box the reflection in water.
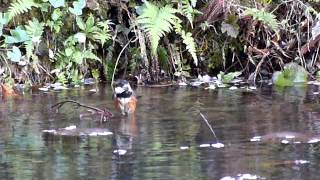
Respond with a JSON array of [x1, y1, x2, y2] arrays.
[[1, 85, 320, 179]]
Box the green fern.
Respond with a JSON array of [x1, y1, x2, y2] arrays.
[[25, 18, 44, 42], [8, 0, 39, 20], [244, 8, 278, 31], [174, 20, 198, 66], [24, 18, 44, 59], [180, 0, 201, 28], [137, 1, 179, 54]]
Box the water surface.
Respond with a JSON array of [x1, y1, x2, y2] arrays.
[[1, 84, 320, 179]]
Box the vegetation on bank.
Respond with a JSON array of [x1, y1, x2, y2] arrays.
[[0, 0, 319, 89]]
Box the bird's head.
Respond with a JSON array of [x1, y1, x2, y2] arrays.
[[113, 80, 133, 98]]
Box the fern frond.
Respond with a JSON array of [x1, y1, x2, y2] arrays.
[[25, 18, 44, 43], [24, 40, 33, 59], [8, 0, 39, 20], [181, 31, 198, 66], [244, 8, 278, 31], [181, 1, 194, 28], [174, 20, 198, 66], [137, 1, 179, 54]]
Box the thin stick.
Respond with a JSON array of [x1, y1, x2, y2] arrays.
[[200, 112, 219, 142], [111, 37, 138, 93]]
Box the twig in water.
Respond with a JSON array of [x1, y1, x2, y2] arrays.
[[51, 100, 113, 122], [199, 112, 219, 143]]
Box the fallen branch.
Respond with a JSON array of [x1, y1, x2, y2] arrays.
[[51, 100, 113, 122]]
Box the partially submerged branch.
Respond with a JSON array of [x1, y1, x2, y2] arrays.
[[51, 100, 113, 121]]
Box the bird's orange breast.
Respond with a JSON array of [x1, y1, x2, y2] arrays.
[[114, 96, 137, 115]]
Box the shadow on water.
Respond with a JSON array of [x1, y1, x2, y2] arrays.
[[1, 84, 320, 179]]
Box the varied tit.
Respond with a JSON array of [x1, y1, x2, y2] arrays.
[[113, 80, 137, 116]]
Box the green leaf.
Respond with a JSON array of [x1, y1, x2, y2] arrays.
[[76, 16, 85, 30], [0, 24, 3, 36], [49, 0, 65, 8], [83, 50, 101, 62], [272, 62, 308, 86], [69, 0, 86, 16], [4, 26, 30, 44], [7, 46, 22, 62], [85, 14, 95, 32], [65, 48, 74, 56], [0, 12, 10, 25], [218, 71, 242, 83], [51, 9, 62, 21]]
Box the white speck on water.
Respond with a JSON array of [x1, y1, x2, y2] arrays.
[[294, 141, 301, 144], [180, 146, 189, 150], [211, 143, 225, 148], [294, 160, 310, 165], [89, 89, 97, 92], [285, 135, 295, 139], [312, 81, 320, 86], [64, 125, 76, 130], [205, 84, 216, 90], [220, 176, 236, 180], [190, 81, 203, 87], [39, 87, 49, 91], [250, 136, 261, 142], [53, 86, 69, 90], [281, 140, 290, 144], [229, 86, 238, 90], [89, 131, 113, 136], [237, 173, 262, 180], [249, 86, 257, 90], [308, 138, 320, 144], [199, 144, 211, 148], [42, 129, 56, 133], [178, 82, 188, 86], [113, 149, 127, 155], [313, 92, 320, 95]]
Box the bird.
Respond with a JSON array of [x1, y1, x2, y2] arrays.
[[113, 80, 137, 116]]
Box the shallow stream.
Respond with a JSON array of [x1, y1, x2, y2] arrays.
[[1, 84, 320, 179]]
